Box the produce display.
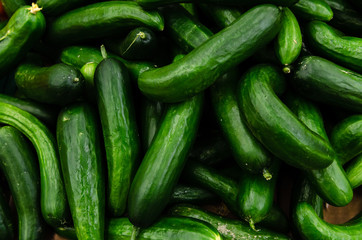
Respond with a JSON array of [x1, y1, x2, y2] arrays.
[[0, 0, 361, 240]]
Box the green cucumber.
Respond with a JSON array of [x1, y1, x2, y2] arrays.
[[128, 94, 203, 228], [274, 7, 302, 70], [94, 54, 140, 217], [47, 1, 164, 46], [293, 202, 362, 240], [0, 184, 14, 239], [138, 4, 282, 103], [260, 206, 289, 233], [170, 184, 217, 205], [36, 0, 95, 16], [306, 21, 362, 73], [291, 0, 333, 21], [0, 102, 68, 227], [198, 4, 242, 30], [345, 154, 362, 188], [57, 103, 105, 240], [0, 5, 45, 75], [1, 0, 27, 16], [0, 126, 44, 240], [238, 64, 335, 170], [170, 205, 291, 240], [15, 62, 84, 106], [180, 3, 197, 16]]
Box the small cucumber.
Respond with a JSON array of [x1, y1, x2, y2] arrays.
[[0, 186, 14, 240], [291, 0, 333, 21], [345, 154, 362, 188]]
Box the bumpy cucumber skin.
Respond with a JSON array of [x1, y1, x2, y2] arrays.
[[169, 184, 217, 205], [291, 0, 333, 21], [238, 64, 335, 170], [0, 173, 14, 240], [37, 0, 95, 16], [47, 1, 164, 45], [57, 103, 105, 240], [0, 6, 45, 75], [138, 5, 282, 103], [1, 0, 27, 16], [198, 4, 242, 29], [94, 58, 140, 217], [128, 94, 203, 228], [275, 7, 302, 66], [293, 56, 362, 113], [345, 154, 362, 188], [0, 126, 44, 240], [0, 102, 68, 228], [136, 0, 297, 7]]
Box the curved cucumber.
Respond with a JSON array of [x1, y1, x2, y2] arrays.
[[94, 56, 140, 217], [57, 103, 105, 240], [128, 94, 203, 228], [138, 4, 282, 103], [345, 154, 362, 188], [0, 126, 43, 240], [238, 64, 335, 170], [0, 180, 14, 240], [37, 0, 95, 16], [47, 1, 164, 45], [291, 0, 333, 21]]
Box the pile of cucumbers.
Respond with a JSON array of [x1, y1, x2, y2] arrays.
[[0, 0, 361, 239]]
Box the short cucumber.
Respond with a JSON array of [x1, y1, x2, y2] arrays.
[[128, 94, 203, 228], [0, 186, 14, 240], [47, 1, 164, 45], [0, 126, 44, 240], [57, 103, 105, 240], [291, 0, 333, 21], [238, 64, 335, 170], [36, 0, 95, 16], [169, 184, 217, 205], [1, 0, 27, 16], [138, 4, 282, 103], [345, 154, 362, 188]]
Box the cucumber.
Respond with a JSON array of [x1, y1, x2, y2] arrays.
[[306, 21, 362, 73], [345, 154, 362, 188], [0, 186, 14, 240], [0, 4, 45, 75], [36, 0, 95, 16], [169, 184, 217, 205], [274, 7, 302, 70], [57, 103, 105, 240], [260, 206, 289, 233], [0, 102, 68, 228], [198, 4, 242, 30], [138, 4, 282, 103], [0, 126, 44, 240], [291, 0, 333, 21], [15, 62, 84, 106], [238, 64, 335, 170], [128, 94, 203, 228], [293, 202, 362, 240], [170, 205, 291, 240], [1, 0, 27, 16], [292, 56, 362, 113], [94, 54, 140, 217], [47, 1, 164, 46]]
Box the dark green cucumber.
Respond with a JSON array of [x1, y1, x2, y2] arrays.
[[0, 5, 45, 75], [306, 21, 362, 73], [170, 205, 291, 240], [260, 206, 289, 233], [37, 0, 95, 16], [0, 185, 14, 240], [15, 62, 84, 106], [138, 4, 282, 103], [128, 94, 203, 228], [0, 126, 43, 240], [210, 69, 273, 174], [285, 93, 353, 206], [238, 64, 335, 170], [0, 102, 68, 227], [293, 56, 362, 114], [169, 184, 217, 205], [105, 27, 158, 60], [274, 7, 302, 70], [47, 1, 164, 46], [1, 0, 27, 16], [94, 55, 140, 217], [57, 103, 105, 240], [293, 202, 362, 240], [198, 4, 242, 30], [291, 0, 333, 21], [345, 154, 362, 188], [180, 3, 197, 16], [162, 5, 213, 53]]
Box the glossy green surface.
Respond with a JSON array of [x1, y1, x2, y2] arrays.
[[94, 57, 140, 217], [170, 184, 217, 204], [138, 5, 282, 103], [37, 0, 94, 16], [345, 154, 362, 188], [198, 4, 242, 29], [136, 0, 297, 7], [0, 187, 13, 240], [1, 0, 27, 16], [238, 64, 335, 170], [57, 103, 105, 240], [0, 126, 43, 240], [47, 1, 164, 45], [128, 94, 203, 228], [291, 0, 333, 21], [0, 102, 68, 228]]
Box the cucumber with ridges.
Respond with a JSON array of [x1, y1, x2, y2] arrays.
[[291, 0, 333, 21], [94, 55, 140, 217], [345, 154, 362, 188], [57, 103, 105, 240], [128, 94, 203, 228], [138, 4, 282, 103], [0, 126, 44, 240], [0, 185, 14, 240]]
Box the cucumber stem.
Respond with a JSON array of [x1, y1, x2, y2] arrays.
[[27, 3, 42, 14], [282, 66, 291, 74], [263, 168, 273, 181], [100, 45, 108, 59], [249, 218, 259, 232], [130, 226, 140, 240]]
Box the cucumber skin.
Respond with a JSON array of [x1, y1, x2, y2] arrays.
[[169, 184, 217, 205], [1, 0, 27, 16], [37, 0, 95, 16], [136, 0, 297, 7], [0, 187, 14, 240], [94, 58, 140, 217], [57, 103, 105, 240], [138, 4, 282, 103], [345, 154, 362, 188], [0, 6, 45, 75], [198, 4, 242, 30], [291, 0, 333, 21], [128, 94, 203, 228], [0, 126, 43, 240], [238, 64, 335, 170]]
